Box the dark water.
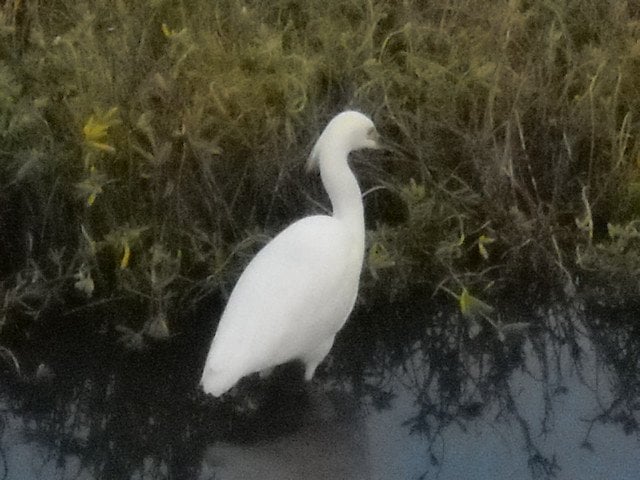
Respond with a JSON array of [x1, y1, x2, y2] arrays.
[[0, 297, 639, 480]]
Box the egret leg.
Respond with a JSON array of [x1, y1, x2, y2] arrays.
[[303, 336, 336, 381]]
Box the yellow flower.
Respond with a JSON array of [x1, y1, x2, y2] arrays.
[[161, 23, 177, 38], [82, 107, 119, 153], [459, 288, 494, 319], [104, 225, 148, 269], [478, 234, 495, 260], [120, 240, 131, 269]]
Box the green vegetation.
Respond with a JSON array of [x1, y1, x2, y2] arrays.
[[2, 0, 640, 336]]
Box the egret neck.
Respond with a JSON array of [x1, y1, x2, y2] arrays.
[[319, 147, 365, 247]]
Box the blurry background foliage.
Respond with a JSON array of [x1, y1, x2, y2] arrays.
[[2, 0, 640, 337]]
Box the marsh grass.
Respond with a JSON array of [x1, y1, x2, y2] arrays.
[[2, 0, 640, 335]]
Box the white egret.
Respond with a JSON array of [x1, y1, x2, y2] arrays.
[[200, 111, 380, 397]]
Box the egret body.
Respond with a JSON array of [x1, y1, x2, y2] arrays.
[[200, 111, 379, 397]]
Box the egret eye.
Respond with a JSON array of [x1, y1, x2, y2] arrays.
[[200, 111, 378, 398]]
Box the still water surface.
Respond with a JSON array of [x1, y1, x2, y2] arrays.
[[0, 298, 638, 479]]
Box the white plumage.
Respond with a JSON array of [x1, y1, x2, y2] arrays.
[[200, 111, 380, 397]]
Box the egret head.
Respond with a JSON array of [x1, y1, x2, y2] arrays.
[[307, 111, 380, 171]]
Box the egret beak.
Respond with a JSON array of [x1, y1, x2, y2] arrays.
[[306, 147, 320, 173], [368, 127, 382, 149]]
